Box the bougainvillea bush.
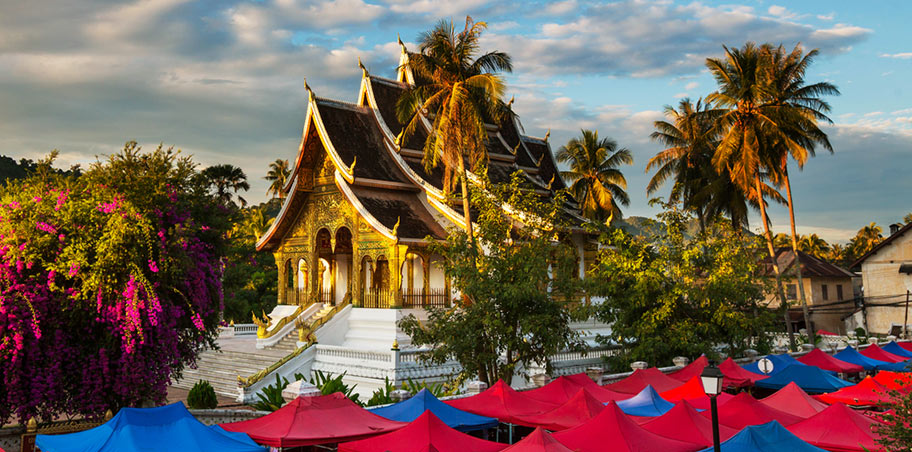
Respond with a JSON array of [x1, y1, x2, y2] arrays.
[[0, 143, 230, 423]]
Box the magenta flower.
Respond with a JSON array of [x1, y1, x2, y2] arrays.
[[148, 260, 159, 273]]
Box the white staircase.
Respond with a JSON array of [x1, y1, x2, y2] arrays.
[[174, 346, 289, 398]]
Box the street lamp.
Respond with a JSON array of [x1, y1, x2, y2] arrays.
[[701, 362, 724, 452]]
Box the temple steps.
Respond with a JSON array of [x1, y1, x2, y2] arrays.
[[173, 347, 290, 398]]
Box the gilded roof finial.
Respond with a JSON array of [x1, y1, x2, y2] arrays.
[[358, 56, 367, 77], [395, 129, 404, 147], [303, 77, 314, 102], [392, 216, 401, 236], [397, 33, 405, 52], [349, 156, 357, 174], [537, 152, 545, 166], [507, 95, 514, 108], [548, 174, 556, 190], [544, 129, 550, 143], [510, 142, 520, 156]]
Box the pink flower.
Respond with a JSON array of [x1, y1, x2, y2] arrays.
[[148, 260, 159, 273], [32, 196, 42, 203], [191, 313, 204, 331], [36, 222, 57, 234], [68, 263, 80, 277]]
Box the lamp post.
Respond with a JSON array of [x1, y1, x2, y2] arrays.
[[701, 362, 724, 452]]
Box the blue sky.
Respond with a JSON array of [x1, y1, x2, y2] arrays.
[[0, 0, 909, 242]]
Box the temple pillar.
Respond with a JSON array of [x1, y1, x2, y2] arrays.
[[422, 253, 430, 304], [274, 252, 286, 305], [389, 244, 408, 308]]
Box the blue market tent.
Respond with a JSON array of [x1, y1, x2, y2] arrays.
[[741, 354, 806, 376], [36, 403, 264, 452], [834, 346, 908, 371], [616, 385, 673, 417], [211, 425, 261, 447], [369, 389, 498, 431], [698, 421, 826, 452], [883, 341, 912, 359], [753, 363, 852, 394]]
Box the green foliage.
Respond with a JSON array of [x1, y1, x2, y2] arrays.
[[403, 379, 460, 398], [556, 129, 632, 223], [875, 389, 912, 450], [399, 174, 587, 384], [365, 378, 395, 407], [187, 381, 218, 409], [592, 201, 775, 370], [252, 374, 289, 412], [306, 371, 361, 405]]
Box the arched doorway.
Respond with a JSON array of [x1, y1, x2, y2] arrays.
[[297, 259, 308, 304], [429, 255, 449, 307], [364, 256, 391, 308], [400, 253, 425, 307], [284, 259, 294, 304], [334, 227, 353, 305]]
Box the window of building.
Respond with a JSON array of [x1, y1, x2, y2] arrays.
[[787, 284, 797, 300], [836, 284, 843, 300], [822, 284, 829, 301]]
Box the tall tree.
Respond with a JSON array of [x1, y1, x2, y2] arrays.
[[773, 233, 792, 248], [706, 43, 796, 349], [264, 159, 290, 199], [851, 222, 883, 256], [798, 234, 830, 258], [396, 17, 512, 245], [201, 164, 250, 207], [558, 129, 632, 224], [904, 213, 912, 224], [765, 44, 839, 345]]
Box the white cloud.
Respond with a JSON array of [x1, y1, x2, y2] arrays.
[[684, 81, 698, 90], [817, 13, 835, 21], [880, 52, 912, 59], [767, 5, 797, 19]]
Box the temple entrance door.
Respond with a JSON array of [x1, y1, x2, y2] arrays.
[[316, 228, 333, 305], [334, 227, 353, 305]]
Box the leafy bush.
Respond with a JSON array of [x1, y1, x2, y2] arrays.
[[404, 379, 460, 398], [252, 374, 288, 412], [365, 378, 395, 407], [307, 371, 361, 405], [187, 381, 218, 409]]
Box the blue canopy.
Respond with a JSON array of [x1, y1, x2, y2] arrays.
[[754, 362, 852, 394], [36, 403, 264, 452], [698, 421, 826, 452], [883, 341, 912, 359], [616, 385, 673, 417], [834, 346, 906, 371], [741, 354, 806, 376], [368, 388, 498, 431]]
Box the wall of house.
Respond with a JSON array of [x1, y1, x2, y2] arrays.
[[763, 275, 855, 334], [860, 231, 912, 334]]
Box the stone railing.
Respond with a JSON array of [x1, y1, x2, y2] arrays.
[[233, 323, 257, 336]]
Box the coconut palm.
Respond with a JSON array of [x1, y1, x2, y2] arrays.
[[798, 234, 830, 258], [904, 213, 912, 224], [773, 233, 791, 248], [201, 164, 250, 207], [396, 17, 512, 243], [851, 222, 883, 256], [706, 42, 796, 348], [558, 129, 632, 224], [265, 159, 290, 199]]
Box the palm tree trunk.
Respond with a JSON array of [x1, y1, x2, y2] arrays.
[[783, 165, 813, 345], [457, 157, 475, 244], [755, 174, 796, 351]]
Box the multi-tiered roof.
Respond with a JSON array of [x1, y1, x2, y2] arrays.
[[257, 42, 578, 251]]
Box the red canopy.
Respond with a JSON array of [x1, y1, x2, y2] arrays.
[[338, 410, 506, 452], [669, 356, 708, 382], [788, 403, 885, 452], [861, 344, 908, 363], [642, 400, 738, 447], [516, 389, 606, 431], [446, 380, 558, 425], [817, 329, 839, 336], [701, 392, 803, 429], [874, 370, 912, 392], [798, 348, 865, 374], [603, 368, 684, 394], [896, 342, 912, 353], [817, 376, 892, 407], [220, 393, 406, 448], [659, 375, 734, 410], [719, 357, 768, 387], [501, 428, 573, 452], [524, 376, 626, 405], [551, 402, 700, 452], [760, 382, 830, 418]]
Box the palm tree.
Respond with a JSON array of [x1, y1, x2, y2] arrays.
[[265, 159, 290, 199], [827, 243, 846, 263], [904, 213, 912, 224], [202, 164, 250, 207], [706, 42, 796, 349], [798, 234, 830, 258], [764, 43, 839, 345], [396, 17, 512, 243], [773, 233, 791, 248], [558, 129, 633, 224], [851, 222, 883, 256]]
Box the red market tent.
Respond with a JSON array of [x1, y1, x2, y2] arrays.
[[551, 402, 700, 452], [500, 428, 573, 452], [787, 403, 885, 452], [669, 356, 709, 382], [701, 392, 803, 430], [896, 342, 912, 353], [719, 357, 768, 388], [874, 370, 912, 392], [660, 376, 734, 410], [641, 400, 738, 447], [760, 382, 830, 418], [446, 380, 558, 425], [516, 389, 606, 431], [798, 348, 865, 374], [337, 410, 506, 452], [524, 376, 626, 405], [604, 368, 684, 394], [817, 329, 839, 336], [860, 344, 908, 363], [220, 393, 406, 448], [817, 376, 892, 407]]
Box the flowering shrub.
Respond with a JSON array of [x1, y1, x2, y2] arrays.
[[0, 143, 227, 423]]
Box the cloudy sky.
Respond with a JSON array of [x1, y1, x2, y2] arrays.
[[1, 0, 909, 242]]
